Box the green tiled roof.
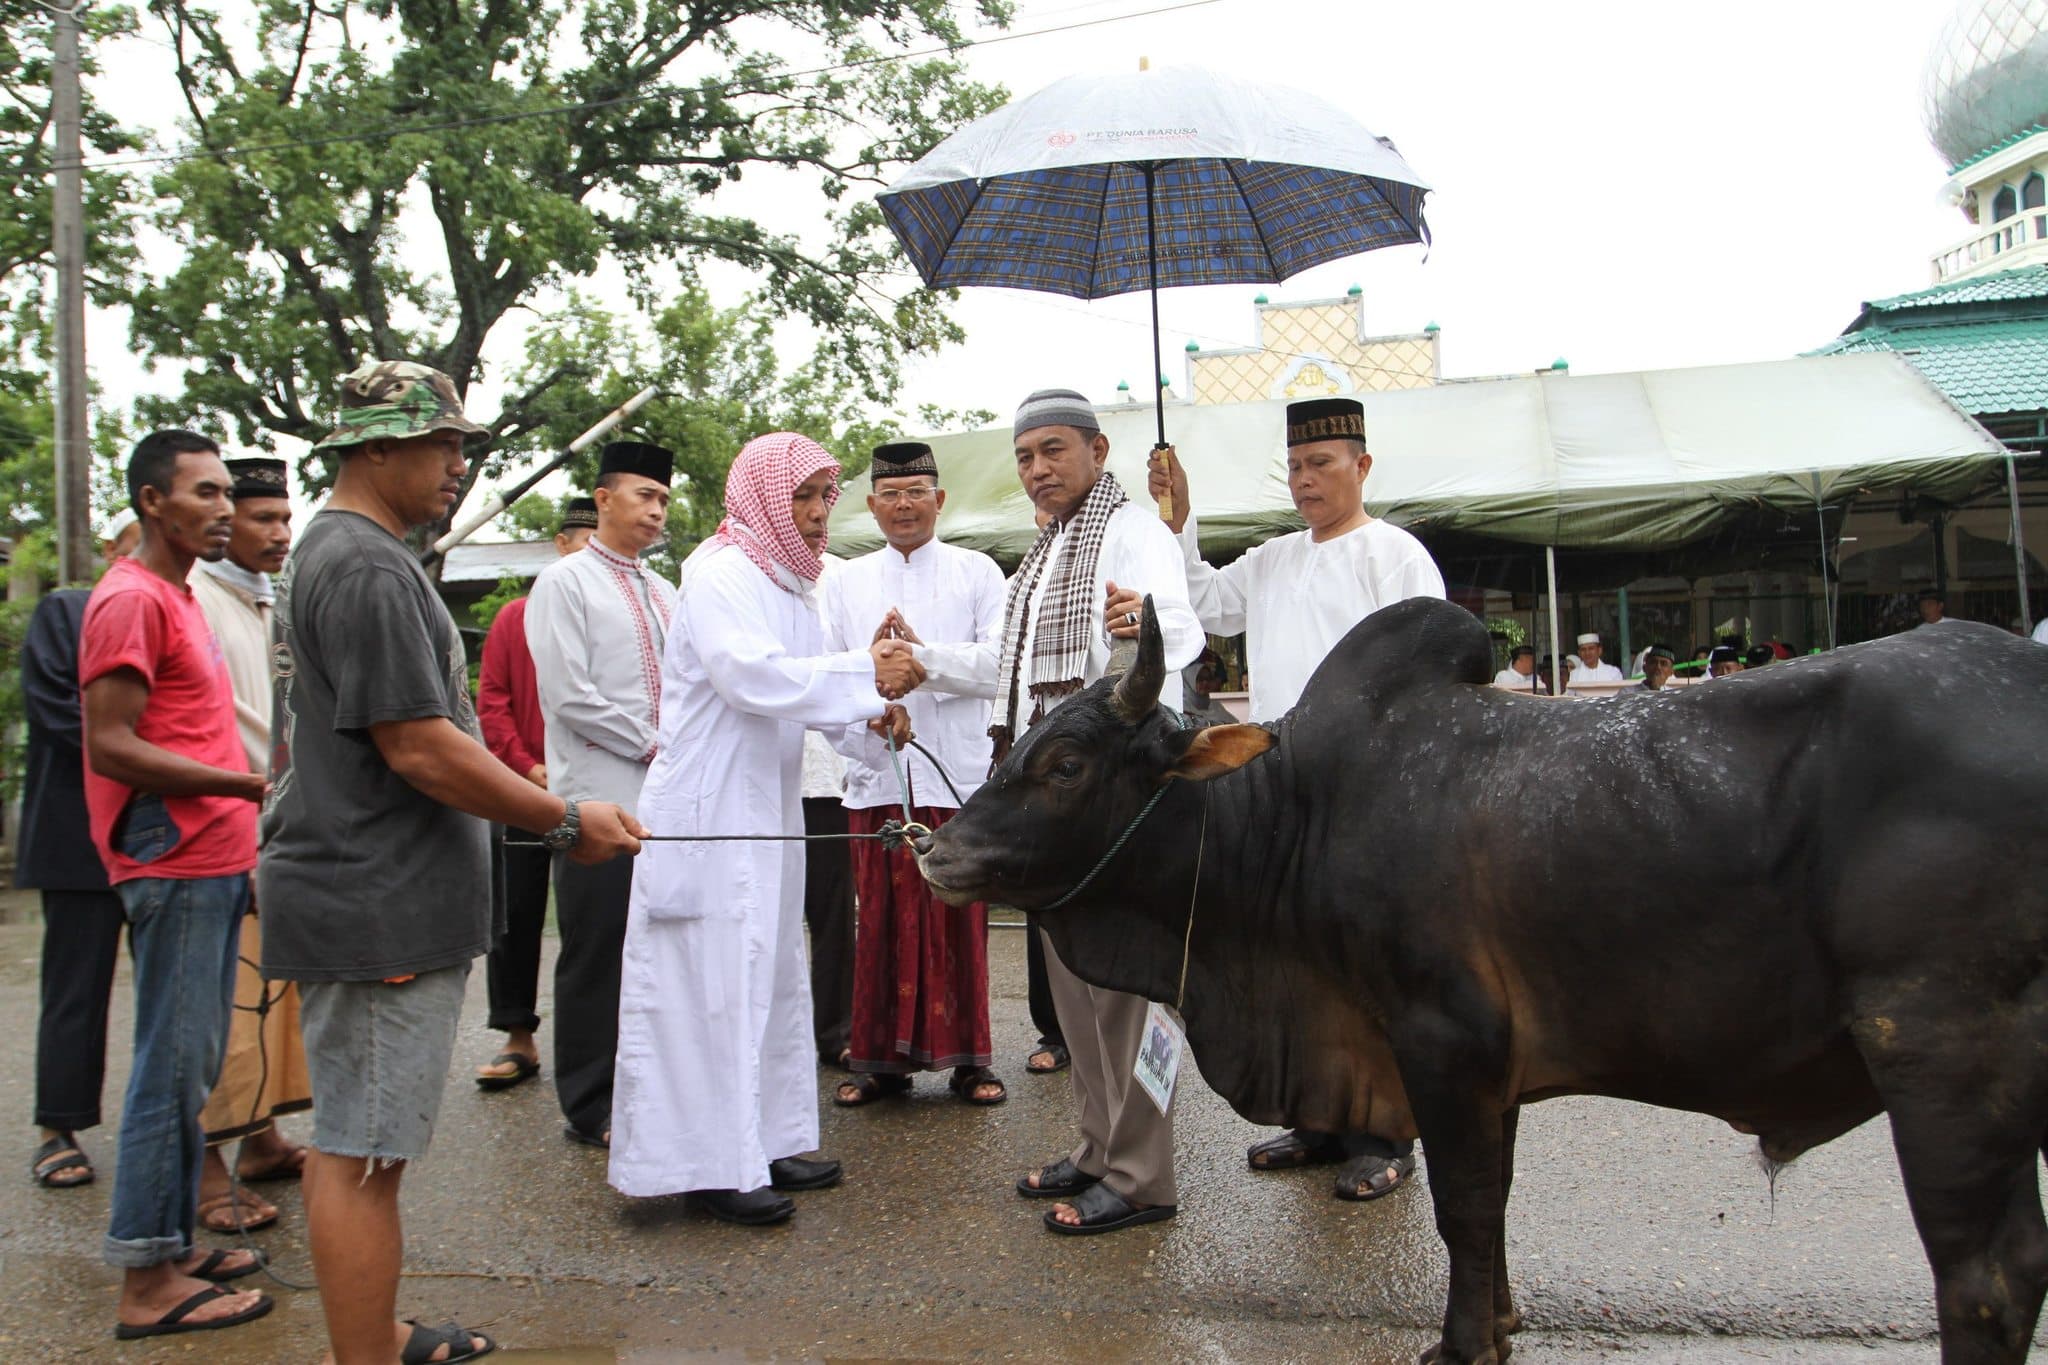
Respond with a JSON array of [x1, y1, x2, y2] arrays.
[[1863, 265, 2048, 313], [1813, 318, 2048, 415]]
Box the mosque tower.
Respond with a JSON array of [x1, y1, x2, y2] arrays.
[[1926, 0, 2048, 281]]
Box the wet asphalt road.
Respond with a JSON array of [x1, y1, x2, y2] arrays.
[[0, 891, 2033, 1362]]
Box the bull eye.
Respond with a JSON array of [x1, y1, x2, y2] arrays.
[[1051, 757, 1084, 783]]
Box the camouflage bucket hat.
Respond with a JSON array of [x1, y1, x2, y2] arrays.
[[312, 360, 489, 453]]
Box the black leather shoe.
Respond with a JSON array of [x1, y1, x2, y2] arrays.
[[695, 1187, 795, 1225], [768, 1155, 842, 1191]]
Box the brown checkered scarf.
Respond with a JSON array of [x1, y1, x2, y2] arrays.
[[989, 472, 1129, 762]]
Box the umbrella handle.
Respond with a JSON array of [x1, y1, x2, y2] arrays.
[[1154, 442, 1174, 522]]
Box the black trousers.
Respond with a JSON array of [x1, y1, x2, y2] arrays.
[[1025, 922, 1065, 1050], [34, 888, 129, 1133], [485, 843, 552, 1035], [801, 798, 854, 1064], [551, 853, 632, 1138]]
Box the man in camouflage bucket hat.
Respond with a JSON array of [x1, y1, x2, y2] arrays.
[[263, 359, 644, 1362], [311, 360, 488, 453]]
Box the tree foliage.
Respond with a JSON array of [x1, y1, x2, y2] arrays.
[[129, 0, 1012, 517], [478, 279, 992, 568]]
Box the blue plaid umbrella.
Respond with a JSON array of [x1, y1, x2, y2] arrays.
[[879, 66, 1431, 447]]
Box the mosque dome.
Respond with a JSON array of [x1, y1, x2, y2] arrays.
[[1925, 0, 2048, 168]]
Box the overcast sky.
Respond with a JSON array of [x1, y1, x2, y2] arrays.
[[80, 0, 1971, 510]]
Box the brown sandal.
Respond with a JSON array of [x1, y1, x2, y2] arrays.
[[197, 1189, 278, 1234]]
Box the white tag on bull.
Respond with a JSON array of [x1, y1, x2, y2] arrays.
[[1134, 1000, 1186, 1117]]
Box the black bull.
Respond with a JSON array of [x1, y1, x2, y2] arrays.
[[917, 596, 2048, 1365]]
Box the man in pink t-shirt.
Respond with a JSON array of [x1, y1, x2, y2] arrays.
[[79, 429, 272, 1342]]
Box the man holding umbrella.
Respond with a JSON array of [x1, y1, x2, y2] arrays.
[[1147, 395, 1443, 1203]]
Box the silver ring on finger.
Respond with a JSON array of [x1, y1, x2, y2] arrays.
[[1124, 612, 1138, 626]]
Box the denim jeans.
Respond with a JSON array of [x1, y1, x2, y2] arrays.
[[103, 872, 248, 1268]]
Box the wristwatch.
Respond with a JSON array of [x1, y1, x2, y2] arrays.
[[541, 798, 582, 852]]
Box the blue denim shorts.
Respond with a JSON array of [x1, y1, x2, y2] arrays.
[[299, 963, 469, 1164]]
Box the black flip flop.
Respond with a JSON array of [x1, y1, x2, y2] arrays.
[[1025, 1043, 1070, 1074], [187, 1247, 268, 1282], [113, 1285, 274, 1339], [31, 1134, 94, 1188], [832, 1073, 911, 1107], [1334, 1149, 1416, 1202], [475, 1052, 541, 1091], [1042, 1181, 1177, 1236], [1015, 1156, 1100, 1199], [401, 1318, 496, 1364], [563, 1124, 610, 1149]]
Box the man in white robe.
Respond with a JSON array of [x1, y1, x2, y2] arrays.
[[1567, 632, 1624, 693], [525, 441, 677, 1148], [1492, 645, 1538, 691], [609, 432, 914, 1227], [187, 457, 311, 1228], [820, 440, 1007, 1106], [1148, 396, 1444, 1202], [911, 388, 1203, 1235]]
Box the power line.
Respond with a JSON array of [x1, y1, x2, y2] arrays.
[[2, 0, 1226, 181]]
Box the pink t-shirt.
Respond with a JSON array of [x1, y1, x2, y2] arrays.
[[79, 556, 257, 884]]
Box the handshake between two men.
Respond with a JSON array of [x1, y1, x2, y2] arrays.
[[864, 575, 1155, 728]]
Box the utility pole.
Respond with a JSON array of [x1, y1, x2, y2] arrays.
[[51, 1, 93, 584]]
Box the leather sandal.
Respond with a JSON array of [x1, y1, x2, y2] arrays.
[[1015, 1156, 1100, 1199], [1246, 1128, 1349, 1170], [1043, 1181, 1177, 1236]]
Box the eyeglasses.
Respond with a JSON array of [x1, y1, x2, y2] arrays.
[[872, 487, 937, 506]]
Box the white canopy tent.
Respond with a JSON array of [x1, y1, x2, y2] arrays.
[[831, 351, 2022, 665]]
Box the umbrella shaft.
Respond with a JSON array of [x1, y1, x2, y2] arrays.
[[1144, 162, 1166, 450]]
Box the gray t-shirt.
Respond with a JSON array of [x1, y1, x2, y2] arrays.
[[258, 510, 496, 982]]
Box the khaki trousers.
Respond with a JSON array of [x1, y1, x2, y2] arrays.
[[1040, 927, 1177, 1207]]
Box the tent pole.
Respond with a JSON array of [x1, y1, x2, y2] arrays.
[[1811, 472, 1837, 651], [2008, 451, 2034, 633], [1617, 585, 1631, 673], [1545, 544, 1563, 695]]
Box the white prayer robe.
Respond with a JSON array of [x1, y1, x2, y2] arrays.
[[608, 543, 882, 1198], [1567, 659, 1625, 693], [189, 564, 273, 770], [821, 538, 1005, 810], [1491, 667, 1536, 691], [1177, 513, 1445, 722], [526, 537, 678, 813]]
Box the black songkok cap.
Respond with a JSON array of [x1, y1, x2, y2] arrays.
[[1708, 645, 1741, 665], [559, 496, 598, 532], [1285, 397, 1366, 448], [1509, 644, 1536, 660], [1644, 645, 1676, 663], [226, 457, 288, 500], [870, 441, 938, 480], [598, 440, 674, 486]]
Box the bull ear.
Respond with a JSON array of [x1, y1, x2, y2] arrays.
[[1164, 723, 1275, 781], [1111, 594, 1164, 723]]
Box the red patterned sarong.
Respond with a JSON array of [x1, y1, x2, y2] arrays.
[[846, 804, 992, 1073]]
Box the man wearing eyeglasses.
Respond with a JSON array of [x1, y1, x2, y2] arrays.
[[819, 441, 1010, 1109]]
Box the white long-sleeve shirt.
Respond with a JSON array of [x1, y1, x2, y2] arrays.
[[916, 500, 1203, 726], [525, 536, 677, 813], [821, 537, 1005, 810], [1177, 512, 1444, 722]]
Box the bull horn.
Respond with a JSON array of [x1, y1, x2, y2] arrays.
[[1112, 594, 1165, 722]]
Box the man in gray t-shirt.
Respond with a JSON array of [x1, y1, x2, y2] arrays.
[[256, 360, 644, 1365], [260, 508, 495, 979]]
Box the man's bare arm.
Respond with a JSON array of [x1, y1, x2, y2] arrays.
[[84, 669, 265, 801], [369, 717, 644, 863]]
